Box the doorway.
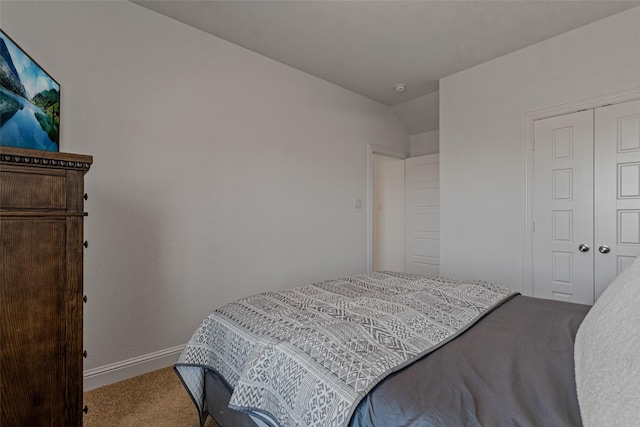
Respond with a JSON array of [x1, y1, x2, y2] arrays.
[[368, 145, 440, 275], [372, 154, 405, 271]]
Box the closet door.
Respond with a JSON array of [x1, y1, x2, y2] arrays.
[[533, 99, 640, 305], [594, 99, 640, 299], [533, 110, 595, 305]]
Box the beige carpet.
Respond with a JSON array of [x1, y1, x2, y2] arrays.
[[83, 367, 218, 427]]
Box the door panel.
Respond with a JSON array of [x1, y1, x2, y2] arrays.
[[594, 99, 640, 299], [533, 110, 594, 304], [405, 154, 439, 276]]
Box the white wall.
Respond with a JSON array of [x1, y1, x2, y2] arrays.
[[440, 6, 640, 291], [410, 130, 439, 157], [0, 0, 408, 381], [392, 90, 439, 136], [372, 154, 405, 271]]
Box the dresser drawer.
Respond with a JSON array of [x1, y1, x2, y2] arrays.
[[0, 170, 67, 210], [0, 147, 91, 426]]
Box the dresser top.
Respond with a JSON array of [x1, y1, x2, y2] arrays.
[[0, 146, 92, 171]]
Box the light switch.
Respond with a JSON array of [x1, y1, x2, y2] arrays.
[[354, 198, 362, 209]]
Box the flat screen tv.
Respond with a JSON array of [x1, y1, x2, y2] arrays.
[[0, 29, 60, 152]]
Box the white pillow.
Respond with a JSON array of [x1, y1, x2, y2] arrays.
[[574, 256, 640, 426]]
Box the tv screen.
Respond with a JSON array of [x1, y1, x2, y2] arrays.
[[0, 29, 60, 152]]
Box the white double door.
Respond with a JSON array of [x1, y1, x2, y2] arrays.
[[533, 99, 640, 305]]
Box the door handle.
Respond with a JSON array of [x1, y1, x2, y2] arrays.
[[578, 244, 590, 253], [599, 245, 611, 254]]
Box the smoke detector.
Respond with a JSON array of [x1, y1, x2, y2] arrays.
[[394, 84, 407, 93]]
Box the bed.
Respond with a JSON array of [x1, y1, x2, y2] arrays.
[[175, 258, 640, 427]]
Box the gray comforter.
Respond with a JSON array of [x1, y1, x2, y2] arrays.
[[200, 294, 588, 427], [175, 272, 516, 427], [350, 294, 589, 427]]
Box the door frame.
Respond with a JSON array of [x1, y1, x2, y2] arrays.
[[367, 144, 408, 272], [522, 87, 640, 296]]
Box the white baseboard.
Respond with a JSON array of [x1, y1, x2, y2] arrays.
[[83, 345, 184, 391]]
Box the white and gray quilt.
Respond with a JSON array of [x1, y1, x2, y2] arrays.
[[175, 271, 516, 427]]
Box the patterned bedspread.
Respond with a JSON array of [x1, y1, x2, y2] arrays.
[[175, 271, 516, 427]]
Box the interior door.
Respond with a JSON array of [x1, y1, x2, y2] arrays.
[[594, 99, 640, 299], [405, 154, 439, 276], [533, 110, 595, 304]]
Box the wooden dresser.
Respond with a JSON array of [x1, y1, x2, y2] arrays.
[[0, 146, 92, 426]]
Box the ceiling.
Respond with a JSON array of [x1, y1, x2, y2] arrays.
[[132, 0, 640, 133]]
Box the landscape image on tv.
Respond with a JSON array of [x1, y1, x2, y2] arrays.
[[0, 30, 59, 151]]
